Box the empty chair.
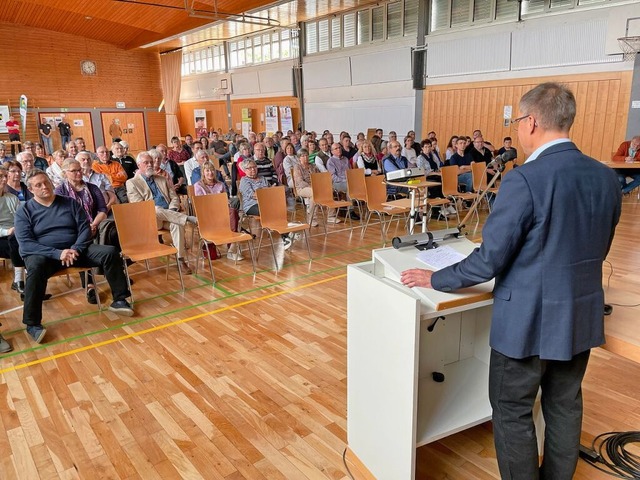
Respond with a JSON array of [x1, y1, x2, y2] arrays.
[[471, 161, 499, 212], [440, 165, 479, 228], [362, 175, 410, 242], [310, 172, 353, 237], [112, 200, 185, 302], [346, 168, 368, 221], [256, 186, 311, 270], [191, 193, 256, 282]]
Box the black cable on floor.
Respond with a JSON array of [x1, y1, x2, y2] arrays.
[[581, 431, 640, 479]]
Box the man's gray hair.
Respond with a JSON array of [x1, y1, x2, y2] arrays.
[[25, 168, 49, 186], [17, 151, 34, 162], [195, 149, 209, 159], [148, 148, 162, 161], [519, 82, 576, 132], [136, 151, 152, 164]]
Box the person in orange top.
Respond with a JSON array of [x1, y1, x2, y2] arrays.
[[611, 135, 640, 194], [92, 145, 129, 203]]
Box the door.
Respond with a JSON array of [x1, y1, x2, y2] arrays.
[[101, 112, 147, 155]]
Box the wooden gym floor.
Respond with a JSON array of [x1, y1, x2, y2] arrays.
[[0, 197, 639, 479]]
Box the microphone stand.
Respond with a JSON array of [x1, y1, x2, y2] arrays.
[[457, 162, 505, 233]]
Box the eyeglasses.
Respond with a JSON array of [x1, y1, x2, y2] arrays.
[[66, 169, 82, 173], [8, 169, 21, 174], [510, 114, 530, 125]]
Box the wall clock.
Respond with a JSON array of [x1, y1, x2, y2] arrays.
[[81, 60, 97, 76]]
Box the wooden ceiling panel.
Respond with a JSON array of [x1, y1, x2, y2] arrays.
[[2, 0, 381, 51]]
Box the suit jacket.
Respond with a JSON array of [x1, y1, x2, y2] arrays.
[[432, 142, 621, 360], [126, 173, 180, 211]]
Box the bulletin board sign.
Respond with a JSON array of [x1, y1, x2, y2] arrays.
[[0, 105, 10, 133]]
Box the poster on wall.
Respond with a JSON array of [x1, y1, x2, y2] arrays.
[[280, 106, 293, 134], [0, 105, 10, 133], [265, 106, 278, 137], [241, 108, 252, 138], [194, 108, 207, 138]]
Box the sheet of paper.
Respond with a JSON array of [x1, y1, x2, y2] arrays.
[[416, 245, 466, 271]]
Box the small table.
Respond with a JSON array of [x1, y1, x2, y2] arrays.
[[384, 180, 441, 234], [601, 161, 640, 169]]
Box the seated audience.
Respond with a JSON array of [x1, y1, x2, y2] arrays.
[[281, 142, 299, 187], [126, 152, 196, 274], [15, 170, 134, 344], [0, 169, 26, 299], [382, 141, 409, 198], [23, 141, 47, 171], [449, 137, 474, 192], [402, 136, 418, 168], [55, 158, 109, 304], [5, 161, 32, 203], [33, 143, 49, 170], [356, 140, 381, 176], [155, 144, 186, 194], [66, 140, 79, 159], [93, 145, 129, 203], [497, 136, 518, 161], [0, 143, 12, 164], [292, 149, 319, 226], [78, 151, 116, 211], [184, 141, 204, 185], [194, 161, 243, 261], [46, 149, 67, 188], [167, 136, 191, 168], [445, 135, 459, 161], [18, 151, 37, 181], [112, 142, 136, 179], [612, 135, 640, 194]]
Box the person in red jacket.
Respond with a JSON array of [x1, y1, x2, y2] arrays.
[[611, 135, 640, 194], [5, 115, 21, 156]]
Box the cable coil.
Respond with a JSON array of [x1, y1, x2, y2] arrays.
[[586, 431, 640, 479]]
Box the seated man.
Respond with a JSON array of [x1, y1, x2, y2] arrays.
[[327, 143, 358, 221], [450, 137, 474, 192], [14, 170, 134, 344], [497, 136, 518, 162], [93, 145, 129, 203], [111, 142, 136, 179], [612, 135, 640, 194], [126, 152, 197, 274], [382, 141, 410, 198]]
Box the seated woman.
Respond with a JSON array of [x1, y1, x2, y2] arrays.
[[239, 158, 293, 249], [46, 150, 67, 188], [194, 161, 243, 261], [281, 142, 299, 188], [292, 149, 319, 226], [401, 136, 418, 168], [0, 168, 26, 298], [33, 143, 49, 171], [54, 158, 109, 305], [4, 161, 32, 203], [356, 140, 381, 176]]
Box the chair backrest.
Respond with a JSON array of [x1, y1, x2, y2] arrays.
[[440, 165, 461, 196], [187, 184, 195, 200], [502, 162, 514, 176], [347, 168, 367, 201], [112, 200, 161, 251], [364, 175, 387, 207], [310, 172, 336, 204], [256, 186, 287, 227], [290, 167, 299, 197], [192, 193, 232, 233], [471, 162, 487, 191]]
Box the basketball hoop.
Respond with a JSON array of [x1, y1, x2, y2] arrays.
[[618, 36, 640, 61]]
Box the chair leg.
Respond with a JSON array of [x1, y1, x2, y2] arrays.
[[246, 241, 257, 274], [91, 267, 102, 311], [202, 239, 215, 283], [175, 253, 185, 291], [304, 230, 312, 261], [122, 257, 134, 304], [267, 230, 278, 270], [361, 211, 372, 239]]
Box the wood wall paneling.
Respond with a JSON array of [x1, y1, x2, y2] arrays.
[[36, 112, 95, 152], [422, 72, 632, 161], [178, 101, 228, 139], [146, 111, 170, 148]]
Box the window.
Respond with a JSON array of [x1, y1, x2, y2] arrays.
[[344, 12, 357, 47], [431, 0, 450, 31], [306, 22, 318, 54], [358, 10, 371, 44], [331, 17, 342, 48], [387, 2, 402, 39], [372, 6, 385, 40], [319, 19, 330, 51], [404, 0, 419, 35]]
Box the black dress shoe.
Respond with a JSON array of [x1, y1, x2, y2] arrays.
[[21, 293, 53, 301], [87, 288, 98, 305], [11, 281, 25, 294], [604, 304, 613, 316], [349, 211, 361, 221]]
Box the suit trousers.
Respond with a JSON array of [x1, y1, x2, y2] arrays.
[[155, 207, 187, 258], [489, 348, 590, 480], [23, 244, 130, 327]]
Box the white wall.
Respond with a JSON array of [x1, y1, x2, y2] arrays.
[[180, 60, 295, 101], [303, 39, 417, 135]]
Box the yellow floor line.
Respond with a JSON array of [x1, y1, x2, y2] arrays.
[[0, 273, 347, 375]]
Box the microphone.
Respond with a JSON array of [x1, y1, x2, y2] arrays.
[[489, 149, 517, 170]]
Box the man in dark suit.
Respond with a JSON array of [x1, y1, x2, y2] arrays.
[[400, 83, 621, 480]]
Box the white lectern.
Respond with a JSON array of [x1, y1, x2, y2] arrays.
[[346, 236, 496, 479]]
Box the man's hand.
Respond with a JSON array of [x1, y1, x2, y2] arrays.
[[400, 268, 434, 288], [7, 227, 14, 236], [60, 249, 79, 267]]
